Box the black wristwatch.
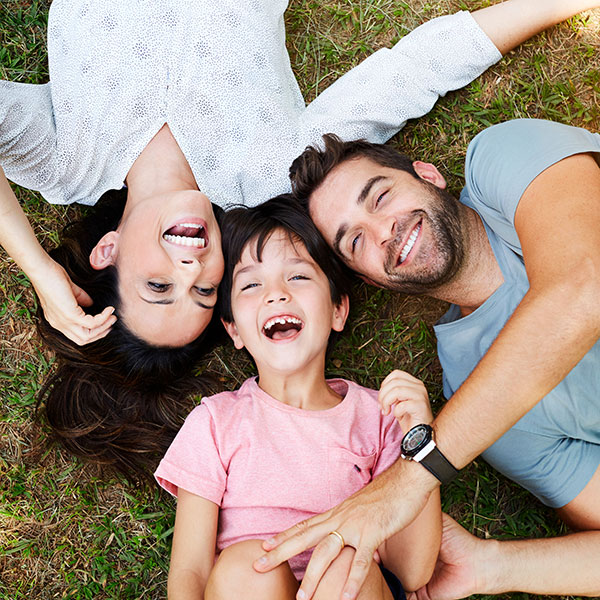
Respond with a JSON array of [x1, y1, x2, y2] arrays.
[[400, 424, 459, 484]]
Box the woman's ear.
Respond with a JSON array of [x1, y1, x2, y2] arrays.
[[221, 318, 245, 350], [89, 231, 119, 270], [332, 294, 350, 332], [412, 161, 447, 189]]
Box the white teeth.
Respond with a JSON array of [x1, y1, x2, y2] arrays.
[[263, 316, 303, 331], [163, 234, 206, 247], [179, 223, 202, 228], [399, 223, 421, 263]]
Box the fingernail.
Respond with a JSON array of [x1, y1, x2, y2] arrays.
[[265, 537, 275, 546], [257, 555, 267, 564], [297, 591, 306, 599]]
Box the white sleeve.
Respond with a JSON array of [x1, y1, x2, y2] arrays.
[[0, 81, 59, 195], [300, 11, 501, 144]]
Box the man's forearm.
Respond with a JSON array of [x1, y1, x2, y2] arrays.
[[433, 279, 600, 469], [472, 0, 599, 55], [480, 531, 600, 596]]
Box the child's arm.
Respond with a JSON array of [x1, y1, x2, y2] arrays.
[[0, 166, 116, 344], [377, 370, 442, 592], [168, 489, 219, 600]]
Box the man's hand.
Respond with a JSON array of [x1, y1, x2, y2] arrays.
[[379, 370, 433, 433], [33, 259, 116, 345], [409, 514, 490, 600], [254, 459, 439, 600]]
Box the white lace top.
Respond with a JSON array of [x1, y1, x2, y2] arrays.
[[0, 0, 500, 208]]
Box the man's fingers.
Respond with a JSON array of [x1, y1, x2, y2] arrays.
[[255, 518, 331, 572], [295, 532, 346, 599], [341, 548, 374, 600]]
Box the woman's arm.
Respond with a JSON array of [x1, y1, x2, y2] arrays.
[[0, 166, 116, 344], [168, 489, 219, 600], [471, 0, 600, 55]]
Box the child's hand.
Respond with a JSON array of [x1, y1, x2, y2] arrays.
[[378, 370, 433, 433]]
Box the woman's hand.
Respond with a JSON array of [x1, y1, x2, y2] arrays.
[[378, 370, 433, 433], [33, 259, 116, 345]]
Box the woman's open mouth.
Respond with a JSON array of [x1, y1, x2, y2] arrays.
[[163, 222, 207, 248]]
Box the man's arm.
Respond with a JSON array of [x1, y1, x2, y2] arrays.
[[434, 152, 600, 469], [411, 514, 600, 600]]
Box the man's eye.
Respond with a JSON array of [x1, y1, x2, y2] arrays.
[[375, 192, 386, 207], [148, 281, 171, 292]]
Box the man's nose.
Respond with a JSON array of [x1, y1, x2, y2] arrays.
[[372, 215, 397, 246]]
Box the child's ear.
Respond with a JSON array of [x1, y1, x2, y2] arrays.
[[332, 294, 350, 332], [221, 318, 245, 350]]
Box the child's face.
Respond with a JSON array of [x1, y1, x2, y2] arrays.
[[224, 230, 348, 377]]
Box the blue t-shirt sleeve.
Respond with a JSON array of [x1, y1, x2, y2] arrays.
[[461, 119, 600, 254]]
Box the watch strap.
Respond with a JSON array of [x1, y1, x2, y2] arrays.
[[415, 444, 459, 485]]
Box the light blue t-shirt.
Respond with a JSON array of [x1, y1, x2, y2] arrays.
[[434, 119, 600, 508]]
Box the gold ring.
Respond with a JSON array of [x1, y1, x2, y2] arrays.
[[329, 530, 345, 548]]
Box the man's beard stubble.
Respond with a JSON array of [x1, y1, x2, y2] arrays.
[[382, 183, 465, 296]]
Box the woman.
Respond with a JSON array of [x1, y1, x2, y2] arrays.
[[0, 0, 590, 476]]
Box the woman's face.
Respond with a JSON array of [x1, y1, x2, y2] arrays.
[[92, 190, 224, 346]]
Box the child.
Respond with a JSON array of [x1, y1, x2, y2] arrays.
[[154, 195, 441, 599]]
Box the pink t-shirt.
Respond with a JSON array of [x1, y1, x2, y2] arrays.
[[155, 377, 403, 579]]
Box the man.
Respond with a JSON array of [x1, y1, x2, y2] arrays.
[[253, 118, 600, 599]]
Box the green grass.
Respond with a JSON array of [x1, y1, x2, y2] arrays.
[[1, 1, 599, 598]]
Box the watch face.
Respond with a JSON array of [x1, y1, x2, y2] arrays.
[[402, 424, 432, 456]]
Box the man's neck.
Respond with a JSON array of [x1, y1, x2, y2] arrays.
[[431, 208, 504, 317]]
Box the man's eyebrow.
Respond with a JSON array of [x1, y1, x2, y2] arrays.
[[139, 296, 215, 310], [332, 175, 386, 257], [358, 176, 386, 205]]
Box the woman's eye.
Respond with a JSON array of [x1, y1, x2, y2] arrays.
[[351, 233, 361, 253], [147, 281, 171, 292], [195, 287, 215, 297]]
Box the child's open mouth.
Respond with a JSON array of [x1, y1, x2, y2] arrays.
[[262, 316, 304, 340]]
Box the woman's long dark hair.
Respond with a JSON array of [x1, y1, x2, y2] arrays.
[[36, 189, 224, 481]]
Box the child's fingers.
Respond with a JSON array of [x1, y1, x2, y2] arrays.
[[379, 379, 428, 415], [391, 398, 433, 425], [380, 369, 423, 388]]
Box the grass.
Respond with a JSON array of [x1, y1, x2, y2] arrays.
[[1, 0, 599, 598]]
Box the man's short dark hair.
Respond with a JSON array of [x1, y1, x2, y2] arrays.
[[289, 134, 419, 211]]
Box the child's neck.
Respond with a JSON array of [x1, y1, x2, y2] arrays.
[[256, 363, 342, 411]]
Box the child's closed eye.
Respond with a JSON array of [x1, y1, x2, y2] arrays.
[[289, 274, 310, 281], [240, 282, 261, 291]]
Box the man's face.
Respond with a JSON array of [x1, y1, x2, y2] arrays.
[[309, 156, 464, 294]]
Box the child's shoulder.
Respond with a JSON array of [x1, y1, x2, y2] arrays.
[[192, 377, 258, 415]]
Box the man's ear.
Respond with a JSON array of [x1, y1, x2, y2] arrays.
[[412, 161, 447, 189], [332, 294, 350, 332], [358, 274, 384, 288], [89, 231, 119, 270], [221, 318, 245, 350]]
